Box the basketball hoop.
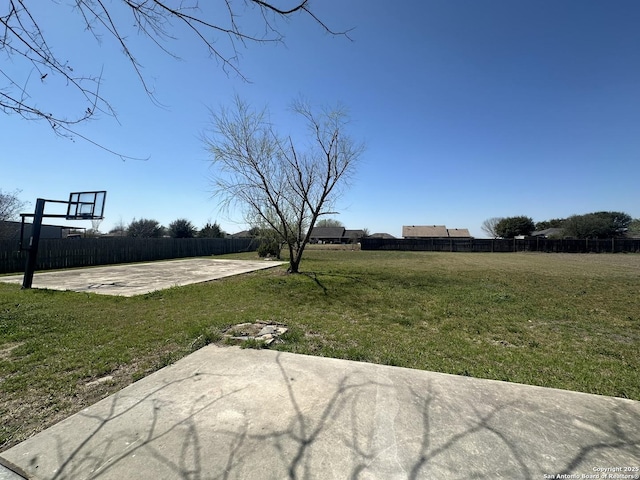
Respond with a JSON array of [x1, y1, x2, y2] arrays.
[[66, 191, 106, 220], [19, 191, 107, 288]]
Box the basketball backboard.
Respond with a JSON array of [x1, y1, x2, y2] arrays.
[[66, 191, 106, 220]]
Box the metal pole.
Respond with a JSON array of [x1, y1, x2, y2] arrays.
[[19, 216, 26, 250], [22, 198, 46, 289]]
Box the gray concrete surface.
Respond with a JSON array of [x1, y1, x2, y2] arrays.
[[2, 346, 639, 479], [0, 459, 27, 480], [0, 258, 285, 296]]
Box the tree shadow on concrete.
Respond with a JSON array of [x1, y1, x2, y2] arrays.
[[46, 371, 247, 480], [555, 401, 640, 477], [4, 349, 639, 479], [247, 354, 387, 479]]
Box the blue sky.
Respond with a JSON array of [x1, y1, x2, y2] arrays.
[[2, 1, 639, 238]]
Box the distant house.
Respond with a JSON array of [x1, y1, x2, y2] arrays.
[[230, 230, 252, 238], [531, 228, 564, 239], [309, 226, 346, 244], [402, 225, 472, 239], [447, 228, 472, 238], [344, 229, 365, 243], [309, 226, 367, 244], [403, 225, 448, 238], [0, 220, 73, 241]]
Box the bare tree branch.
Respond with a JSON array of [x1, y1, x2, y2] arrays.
[[0, 188, 29, 239], [0, 188, 28, 222], [1, 1, 350, 156], [481, 217, 504, 239]]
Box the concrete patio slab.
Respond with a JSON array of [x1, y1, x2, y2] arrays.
[[1, 346, 638, 479], [0, 258, 285, 296]]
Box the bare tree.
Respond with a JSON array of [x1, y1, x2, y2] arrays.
[[206, 96, 364, 273], [108, 217, 127, 236], [1, 1, 350, 154], [481, 217, 503, 238], [0, 188, 27, 221], [0, 188, 28, 239]]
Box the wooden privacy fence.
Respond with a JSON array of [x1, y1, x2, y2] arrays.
[[0, 237, 257, 274], [361, 237, 640, 254]]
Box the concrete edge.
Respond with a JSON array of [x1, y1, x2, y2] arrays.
[[0, 456, 30, 480]]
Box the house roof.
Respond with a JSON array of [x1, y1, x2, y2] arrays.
[[447, 228, 471, 238], [230, 230, 252, 238], [531, 228, 564, 238], [344, 229, 365, 238], [402, 225, 473, 238], [310, 226, 346, 239], [402, 225, 448, 238]]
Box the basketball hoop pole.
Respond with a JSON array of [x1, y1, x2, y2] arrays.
[[22, 198, 45, 289]]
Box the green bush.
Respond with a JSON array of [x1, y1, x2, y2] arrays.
[[198, 221, 225, 238], [127, 218, 165, 238], [495, 216, 534, 238], [258, 238, 281, 258], [563, 212, 632, 238], [168, 218, 197, 238]]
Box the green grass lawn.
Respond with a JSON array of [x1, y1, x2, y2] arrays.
[[1, 250, 639, 449]]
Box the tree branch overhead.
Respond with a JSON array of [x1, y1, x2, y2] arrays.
[[1, 1, 350, 148]]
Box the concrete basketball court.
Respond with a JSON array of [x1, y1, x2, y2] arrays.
[[1, 346, 639, 479], [0, 258, 286, 296]]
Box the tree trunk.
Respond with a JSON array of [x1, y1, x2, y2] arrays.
[[289, 257, 301, 274], [288, 245, 305, 273], [287, 244, 299, 273]]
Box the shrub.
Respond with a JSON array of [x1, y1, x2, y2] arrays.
[[168, 218, 197, 238], [198, 221, 225, 238], [495, 216, 534, 238], [258, 238, 281, 258], [127, 218, 164, 238]]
